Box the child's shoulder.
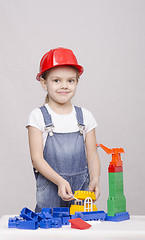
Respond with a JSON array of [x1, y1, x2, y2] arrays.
[[28, 106, 44, 120], [76, 105, 95, 119], [26, 106, 45, 131], [75, 106, 97, 132], [30, 106, 41, 114]]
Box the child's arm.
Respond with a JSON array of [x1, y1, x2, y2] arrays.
[[28, 126, 73, 201], [85, 128, 101, 200]]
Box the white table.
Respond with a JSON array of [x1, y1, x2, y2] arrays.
[[0, 215, 145, 240]]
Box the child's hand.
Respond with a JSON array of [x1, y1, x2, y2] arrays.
[[89, 179, 100, 200], [57, 179, 74, 201]]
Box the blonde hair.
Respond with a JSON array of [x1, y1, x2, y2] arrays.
[[41, 66, 80, 104], [45, 94, 49, 104]]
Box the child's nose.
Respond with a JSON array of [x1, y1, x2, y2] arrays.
[[61, 81, 67, 88]]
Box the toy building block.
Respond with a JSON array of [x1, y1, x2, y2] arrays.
[[8, 217, 38, 230], [75, 211, 106, 221], [108, 165, 123, 173], [42, 208, 52, 214], [70, 203, 97, 215], [70, 190, 97, 215], [62, 216, 70, 225], [40, 217, 62, 229], [20, 207, 43, 222], [52, 208, 70, 225], [106, 212, 130, 222], [109, 172, 124, 196], [8, 217, 21, 228], [39, 219, 52, 229], [41, 208, 52, 219], [51, 218, 62, 228], [74, 190, 96, 201], [69, 218, 91, 230], [97, 144, 129, 219], [107, 196, 126, 216], [16, 220, 38, 230], [97, 144, 124, 167], [53, 207, 69, 217], [70, 205, 84, 215], [107, 171, 126, 216]]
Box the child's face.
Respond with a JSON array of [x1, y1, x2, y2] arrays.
[[41, 66, 78, 105]]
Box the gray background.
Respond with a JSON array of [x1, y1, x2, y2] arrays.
[[0, 0, 145, 216]]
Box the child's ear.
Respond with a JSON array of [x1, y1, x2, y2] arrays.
[[40, 77, 47, 91]]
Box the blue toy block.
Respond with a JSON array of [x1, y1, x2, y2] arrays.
[[62, 216, 70, 225], [20, 207, 43, 222], [75, 211, 106, 221], [51, 218, 62, 228], [53, 207, 69, 217], [105, 212, 130, 222], [39, 217, 62, 228], [39, 219, 52, 229], [17, 220, 38, 230], [41, 212, 53, 219], [8, 217, 38, 230], [40, 208, 52, 219], [8, 217, 21, 228], [42, 208, 52, 213], [36, 212, 44, 219]]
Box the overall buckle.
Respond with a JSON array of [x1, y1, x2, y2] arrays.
[[45, 125, 54, 137], [78, 124, 85, 135]]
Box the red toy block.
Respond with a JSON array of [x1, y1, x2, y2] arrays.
[[108, 165, 123, 172], [68, 218, 91, 230]]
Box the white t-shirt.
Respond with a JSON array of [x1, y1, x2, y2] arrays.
[[26, 104, 97, 146]]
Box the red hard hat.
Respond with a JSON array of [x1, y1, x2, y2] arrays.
[[36, 47, 84, 81]]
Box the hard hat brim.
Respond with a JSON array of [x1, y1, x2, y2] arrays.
[[36, 64, 84, 81]]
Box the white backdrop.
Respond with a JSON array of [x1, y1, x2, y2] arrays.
[[0, 0, 145, 216]]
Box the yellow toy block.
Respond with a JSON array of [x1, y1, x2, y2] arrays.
[[74, 190, 96, 201], [93, 204, 97, 211], [70, 205, 84, 215], [70, 204, 97, 215]]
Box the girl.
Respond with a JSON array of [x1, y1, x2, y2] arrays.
[[27, 47, 100, 212]]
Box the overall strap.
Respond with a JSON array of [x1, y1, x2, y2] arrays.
[[40, 106, 54, 136], [74, 106, 85, 135]]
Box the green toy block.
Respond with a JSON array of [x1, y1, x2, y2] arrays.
[[109, 172, 123, 185], [107, 172, 126, 216], [107, 196, 126, 216], [108, 172, 124, 197]]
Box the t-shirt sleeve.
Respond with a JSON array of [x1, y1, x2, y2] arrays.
[[82, 108, 97, 133], [26, 108, 45, 132]]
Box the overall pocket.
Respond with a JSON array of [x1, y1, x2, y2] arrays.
[[36, 173, 49, 191]]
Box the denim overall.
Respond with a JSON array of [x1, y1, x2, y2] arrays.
[[35, 106, 89, 212]]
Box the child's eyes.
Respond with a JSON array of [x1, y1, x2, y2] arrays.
[[54, 79, 60, 83], [68, 79, 75, 83], [53, 79, 76, 83]]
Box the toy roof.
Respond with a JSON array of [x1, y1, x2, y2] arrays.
[[74, 191, 96, 201]]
